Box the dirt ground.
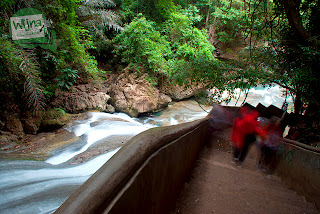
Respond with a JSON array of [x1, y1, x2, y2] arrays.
[[172, 129, 318, 214]]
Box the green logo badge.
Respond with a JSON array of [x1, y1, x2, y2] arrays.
[[10, 8, 56, 52]]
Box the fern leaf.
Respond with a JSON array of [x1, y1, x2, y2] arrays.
[[77, 0, 123, 33], [18, 48, 46, 114], [98, 9, 123, 32]]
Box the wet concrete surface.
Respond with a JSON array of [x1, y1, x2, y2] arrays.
[[172, 128, 318, 214]]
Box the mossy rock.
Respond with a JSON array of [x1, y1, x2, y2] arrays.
[[127, 108, 139, 118], [39, 108, 71, 132]]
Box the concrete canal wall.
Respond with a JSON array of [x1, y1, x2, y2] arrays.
[[55, 117, 209, 214], [54, 103, 320, 213], [272, 138, 320, 210]]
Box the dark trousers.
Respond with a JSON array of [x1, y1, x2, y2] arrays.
[[234, 134, 256, 162], [259, 145, 277, 166]]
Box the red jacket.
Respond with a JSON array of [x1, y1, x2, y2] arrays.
[[232, 109, 265, 148]]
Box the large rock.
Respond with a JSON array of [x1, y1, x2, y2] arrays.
[[52, 83, 112, 114], [21, 117, 38, 135], [0, 131, 19, 145], [109, 73, 172, 117], [160, 82, 204, 101], [39, 108, 68, 132], [3, 113, 24, 138], [20, 112, 41, 135]]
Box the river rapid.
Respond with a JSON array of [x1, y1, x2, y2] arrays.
[[0, 86, 292, 214], [0, 100, 211, 214]]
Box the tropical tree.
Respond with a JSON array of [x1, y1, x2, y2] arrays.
[[163, 8, 224, 88], [120, 0, 177, 23], [114, 15, 171, 84], [204, 0, 319, 143], [274, 0, 320, 114]]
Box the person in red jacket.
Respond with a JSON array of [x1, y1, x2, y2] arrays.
[[232, 107, 266, 163]]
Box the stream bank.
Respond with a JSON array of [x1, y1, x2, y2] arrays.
[[0, 99, 211, 214], [0, 100, 211, 163], [0, 69, 202, 148]]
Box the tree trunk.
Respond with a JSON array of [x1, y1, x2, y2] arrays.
[[281, 0, 318, 48], [294, 92, 302, 114]]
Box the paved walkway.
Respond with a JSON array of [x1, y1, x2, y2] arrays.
[[172, 129, 318, 214]]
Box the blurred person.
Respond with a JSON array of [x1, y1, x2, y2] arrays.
[[258, 116, 282, 170], [207, 104, 232, 132], [231, 107, 266, 163]]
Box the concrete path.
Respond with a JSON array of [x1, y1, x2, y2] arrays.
[[172, 129, 318, 214]]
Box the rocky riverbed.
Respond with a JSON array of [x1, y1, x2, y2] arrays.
[[0, 100, 211, 163], [0, 69, 203, 148]]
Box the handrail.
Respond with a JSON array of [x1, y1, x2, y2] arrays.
[[281, 138, 320, 153], [271, 137, 320, 211]]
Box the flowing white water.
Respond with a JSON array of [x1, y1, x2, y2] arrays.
[[220, 85, 294, 111], [46, 112, 153, 165], [0, 148, 119, 214], [0, 102, 211, 214], [0, 87, 290, 214]]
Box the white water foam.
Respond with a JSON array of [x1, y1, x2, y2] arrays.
[[220, 85, 294, 111], [0, 148, 120, 214], [46, 113, 153, 165]]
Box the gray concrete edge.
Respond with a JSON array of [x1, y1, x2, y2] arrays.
[[54, 117, 209, 214]]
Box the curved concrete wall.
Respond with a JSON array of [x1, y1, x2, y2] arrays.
[[54, 105, 320, 213], [272, 138, 320, 210], [55, 118, 209, 214]]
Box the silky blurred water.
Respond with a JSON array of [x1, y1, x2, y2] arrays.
[[0, 100, 211, 214], [0, 86, 291, 214], [45, 112, 154, 165], [220, 85, 294, 111], [0, 149, 119, 214]]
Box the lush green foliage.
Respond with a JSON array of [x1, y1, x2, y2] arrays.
[[76, 0, 123, 45], [120, 0, 177, 23], [114, 9, 225, 89], [114, 16, 171, 79], [39, 0, 100, 76], [1, 0, 319, 129], [0, 0, 14, 9], [0, 38, 45, 113], [163, 10, 217, 84], [0, 0, 102, 113], [54, 68, 80, 91], [0, 38, 25, 102]]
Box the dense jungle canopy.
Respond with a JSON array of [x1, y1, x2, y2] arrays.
[[0, 0, 319, 143]]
